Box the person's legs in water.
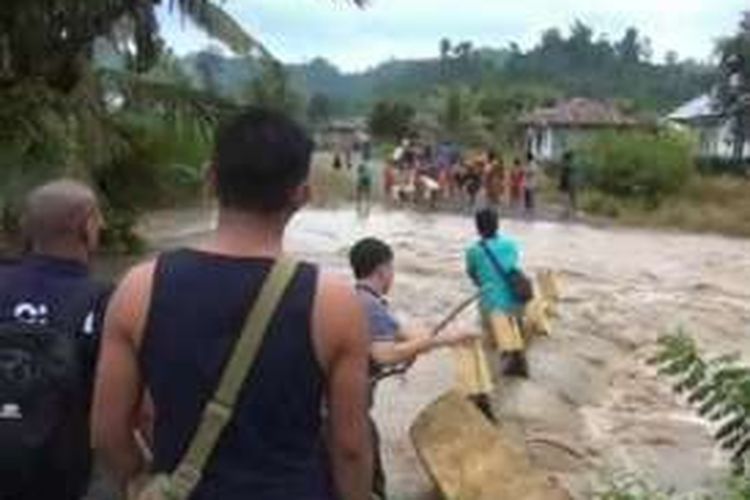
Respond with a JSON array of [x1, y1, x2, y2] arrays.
[[500, 351, 529, 378], [468, 393, 497, 423], [501, 315, 529, 377], [524, 188, 535, 216], [369, 416, 387, 500], [484, 312, 528, 378]]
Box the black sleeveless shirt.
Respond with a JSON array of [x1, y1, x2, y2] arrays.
[[141, 249, 335, 500]]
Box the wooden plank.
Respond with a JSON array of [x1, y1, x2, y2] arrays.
[[410, 391, 570, 500]]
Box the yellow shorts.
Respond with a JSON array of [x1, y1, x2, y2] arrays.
[[483, 312, 525, 352]]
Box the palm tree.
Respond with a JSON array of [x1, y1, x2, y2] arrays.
[[0, 0, 368, 241], [716, 12, 750, 162]]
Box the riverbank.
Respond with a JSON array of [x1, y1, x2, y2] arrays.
[[577, 175, 750, 239]]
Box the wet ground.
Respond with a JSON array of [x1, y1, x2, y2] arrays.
[[105, 205, 750, 499]]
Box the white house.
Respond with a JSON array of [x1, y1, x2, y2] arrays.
[[520, 98, 642, 162], [667, 94, 750, 160]]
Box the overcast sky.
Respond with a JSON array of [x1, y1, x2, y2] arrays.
[[158, 0, 747, 72]]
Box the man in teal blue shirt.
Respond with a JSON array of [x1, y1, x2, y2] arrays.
[[465, 208, 529, 377]]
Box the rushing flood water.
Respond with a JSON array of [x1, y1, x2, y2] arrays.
[[103, 205, 750, 499]]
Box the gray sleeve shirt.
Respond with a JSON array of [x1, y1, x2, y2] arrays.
[[356, 286, 400, 343]]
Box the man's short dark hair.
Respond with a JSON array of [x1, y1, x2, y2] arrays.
[[475, 208, 499, 239], [214, 107, 313, 212], [349, 238, 394, 280]]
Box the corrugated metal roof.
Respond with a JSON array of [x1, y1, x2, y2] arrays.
[[667, 94, 719, 122]]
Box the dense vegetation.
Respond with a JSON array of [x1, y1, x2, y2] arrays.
[[579, 132, 695, 206], [0, 0, 363, 252], [716, 12, 750, 161], [179, 20, 714, 117]]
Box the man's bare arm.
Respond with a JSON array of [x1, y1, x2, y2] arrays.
[[373, 328, 474, 367], [314, 274, 373, 500], [371, 334, 432, 366], [91, 262, 154, 487]]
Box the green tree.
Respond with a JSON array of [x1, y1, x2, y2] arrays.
[[716, 11, 750, 161], [245, 60, 303, 118], [307, 92, 333, 127], [368, 100, 415, 141], [432, 86, 488, 145], [616, 27, 644, 64], [664, 50, 679, 67], [0, 0, 366, 244], [439, 37, 452, 80], [194, 45, 226, 96]]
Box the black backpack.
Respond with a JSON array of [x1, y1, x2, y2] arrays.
[[0, 289, 96, 483], [480, 240, 534, 305]]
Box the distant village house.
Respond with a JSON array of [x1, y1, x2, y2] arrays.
[[316, 117, 370, 152], [520, 98, 642, 162], [667, 94, 750, 160]]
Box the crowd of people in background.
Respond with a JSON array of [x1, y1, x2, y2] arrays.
[[384, 138, 541, 216]]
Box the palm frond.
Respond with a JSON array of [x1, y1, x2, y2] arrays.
[[168, 0, 272, 58], [653, 331, 750, 470], [99, 68, 235, 133]]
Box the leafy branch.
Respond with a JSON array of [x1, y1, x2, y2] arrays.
[[649, 332, 750, 472]]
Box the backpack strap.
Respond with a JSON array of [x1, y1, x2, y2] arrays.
[[167, 257, 299, 500]]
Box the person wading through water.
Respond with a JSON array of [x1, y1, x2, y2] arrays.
[[348, 237, 471, 500], [0, 180, 110, 500], [466, 208, 530, 380], [92, 107, 373, 500], [559, 150, 579, 218], [484, 150, 506, 209]]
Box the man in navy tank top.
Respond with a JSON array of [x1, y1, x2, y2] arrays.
[[92, 107, 373, 500]]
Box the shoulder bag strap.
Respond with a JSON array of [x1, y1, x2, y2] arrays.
[[479, 240, 510, 282], [167, 257, 299, 499]]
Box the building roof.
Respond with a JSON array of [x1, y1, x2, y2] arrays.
[[667, 94, 720, 122], [520, 98, 639, 127]]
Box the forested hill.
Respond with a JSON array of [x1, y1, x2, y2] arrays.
[[177, 21, 715, 115]]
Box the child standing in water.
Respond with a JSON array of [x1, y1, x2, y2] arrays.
[[356, 160, 374, 215]]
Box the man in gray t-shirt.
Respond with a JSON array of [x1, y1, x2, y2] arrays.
[[349, 237, 468, 500]]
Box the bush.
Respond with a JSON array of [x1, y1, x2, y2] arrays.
[[650, 332, 750, 472], [581, 190, 622, 218], [579, 131, 695, 206], [93, 113, 211, 253], [594, 474, 674, 500]]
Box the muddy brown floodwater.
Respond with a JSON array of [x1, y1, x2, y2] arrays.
[[102, 205, 750, 499]]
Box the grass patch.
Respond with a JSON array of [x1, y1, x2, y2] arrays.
[[581, 176, 750, 238]]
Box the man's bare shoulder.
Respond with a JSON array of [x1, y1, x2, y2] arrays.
[[311, 270, 367, 367], [105, 259, 157, 346], [316, 270, 358, 304]]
